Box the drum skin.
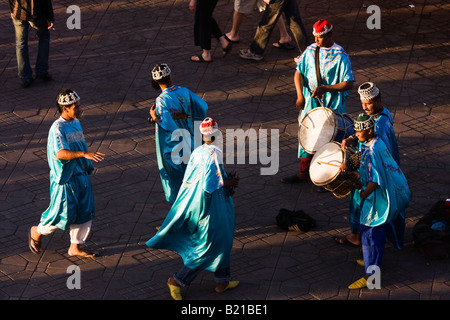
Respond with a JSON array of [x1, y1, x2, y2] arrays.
[[310, 142, 351, 199], [299, 107, 354, 154]]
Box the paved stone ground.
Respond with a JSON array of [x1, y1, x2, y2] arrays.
[[0, 0, 449, 303]]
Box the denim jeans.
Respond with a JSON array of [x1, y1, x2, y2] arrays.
[[173, 265, 230, 287], [13, 17, 50, 83], [250, 0, 309, 55]]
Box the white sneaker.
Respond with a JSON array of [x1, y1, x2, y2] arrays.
[[239, 48, 263, 61]]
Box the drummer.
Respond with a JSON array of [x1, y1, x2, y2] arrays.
[[346, 114, 410, 289], [282, 19, 356, 183], [336, 82, 403, 248]]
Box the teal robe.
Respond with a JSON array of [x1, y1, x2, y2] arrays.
[[154, 85, 208, 204], [296, 43, 355, 159], [40, 117, 95, 230], [146, 144, 235, 272], [353, 138, 410, 237], [349, 108, 405, 248]]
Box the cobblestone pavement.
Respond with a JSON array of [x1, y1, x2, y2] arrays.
[[0, 0, 449, 302]]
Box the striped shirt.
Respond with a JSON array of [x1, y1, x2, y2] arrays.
[[9, 0, 54, 22]]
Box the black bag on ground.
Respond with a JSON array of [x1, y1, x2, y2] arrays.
[[276, 208, 316, 232], [413, 201, 450, 259]]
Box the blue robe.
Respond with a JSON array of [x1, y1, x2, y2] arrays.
[[154, 85, 208, 204], [146, 144, 235, 272], [40, 117, 95, 230], [353, 138, 410, 240], [349, 108, 404, 248], [296, 43, 355, 159]]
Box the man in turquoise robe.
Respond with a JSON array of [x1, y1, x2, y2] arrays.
[[283, 19, 355, 183], [146, 118, 239, 300], [149, 64, 208, 204], [338, 82, 403, 249], [29, 89, 104, 257], [348, 114, 410, 289]]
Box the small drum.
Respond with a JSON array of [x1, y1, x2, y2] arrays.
[[309, 142, 351, 199], [298, 107, 354, 154]]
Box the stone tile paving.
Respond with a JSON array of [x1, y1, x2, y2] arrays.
[[0, 0, 449, 301]]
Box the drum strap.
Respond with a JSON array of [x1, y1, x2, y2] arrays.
[[315, 46, 322, 88]]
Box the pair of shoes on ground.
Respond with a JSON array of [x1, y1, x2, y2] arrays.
[[21, 73, 53, 88], [190, 35, 233, 63]]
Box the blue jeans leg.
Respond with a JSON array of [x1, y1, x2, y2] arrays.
[[173, 265, 202, 287], [214, 267, 230, 283], [13, 17, 50, 82], [173, 265, 231, 286], [13, 18, 33, 83], [30, 17, 50, 76]]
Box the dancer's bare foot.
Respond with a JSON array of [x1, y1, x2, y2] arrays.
[[28, 226, 42, 254], [68, 244, 99, 257]]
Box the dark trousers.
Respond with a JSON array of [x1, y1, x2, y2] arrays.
[[13, 16, 50, 83], [173, 265, 230, 287], [194, 0, 223, 50], [360, 224, 387, 275], [250, 0, 309, 55]]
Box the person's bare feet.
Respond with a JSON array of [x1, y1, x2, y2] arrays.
[[68, 244, 99, 257], [29, 226, 42, 254], [224, 32, 239, 43]]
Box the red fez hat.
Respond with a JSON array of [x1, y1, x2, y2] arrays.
[[313, 19, 333, 36], [200, 117, 219, 135]]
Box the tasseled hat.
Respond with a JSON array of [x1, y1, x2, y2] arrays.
[[358, 82, 380, 101], [313, 19, 333, 36], [199, 117, 219, 135], [57, 90, 80, 106], [354, 113, 376, 131], [152, 63, 171, 80]]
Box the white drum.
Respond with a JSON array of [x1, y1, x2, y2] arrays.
[[310, 142, 351, 199], [298, 107, 354, 154]]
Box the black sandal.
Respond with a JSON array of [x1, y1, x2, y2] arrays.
[[190, 54, 213, 63], [222, 43, 233, 57]]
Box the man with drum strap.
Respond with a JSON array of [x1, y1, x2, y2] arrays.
[[337, 82, 403, 248], [346, 114, 410, 289], [282, 19, 355, 184]]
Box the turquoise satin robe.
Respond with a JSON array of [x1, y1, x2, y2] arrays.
[[296, 43, 355, 159], [349, 108, 405, 248], [146, 144, 235, 272], [353, 138, 410, 244], [40, 117, 95, 230], [154, 85, 208, 204]]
